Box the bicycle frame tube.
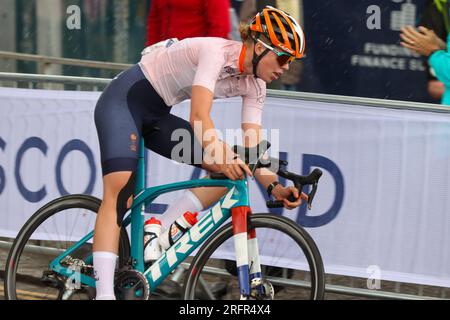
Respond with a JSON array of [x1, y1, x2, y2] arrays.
[[127, 178, 244, 271], [247, 214, 263, 294], [248, 221, 262, 281], [129, 138, 147, 271], [141, 183, 249, 291]]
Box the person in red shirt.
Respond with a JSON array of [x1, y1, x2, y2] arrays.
[[145, 0, 231, 46]]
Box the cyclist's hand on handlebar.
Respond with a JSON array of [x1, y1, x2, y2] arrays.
[[234, 156, 253, 178], [218, 160, 252, 180], [271, 185, 308, 210], [214, 143, 253, 180]]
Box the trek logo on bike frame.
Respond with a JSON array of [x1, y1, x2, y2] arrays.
[[144, 187, 238, 286]]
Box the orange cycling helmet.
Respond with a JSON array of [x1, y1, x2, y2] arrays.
[[250, 5, 305, 59], [247, 6, 305, 78]]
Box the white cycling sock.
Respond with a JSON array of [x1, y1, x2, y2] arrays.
[[93, 251, 118, 300], [159, 190, 203, 228]]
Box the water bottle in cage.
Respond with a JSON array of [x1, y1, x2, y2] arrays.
[[143, 217, 162, 263], [159, 211, 198, 250]]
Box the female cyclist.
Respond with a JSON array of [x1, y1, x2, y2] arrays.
[[93, 6, 307, 300]]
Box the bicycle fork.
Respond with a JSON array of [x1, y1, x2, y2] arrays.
[[231, 206, 262, 299]]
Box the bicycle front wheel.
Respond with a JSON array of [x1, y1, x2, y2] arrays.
[[4, 194, 130, 300], [183, 214, 325, 300]]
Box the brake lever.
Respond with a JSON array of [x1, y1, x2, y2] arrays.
[[267, 179, 320, 210], [286, 183, 317, 210], [307, 182, 319, 210], [286, 170, 322, 210]]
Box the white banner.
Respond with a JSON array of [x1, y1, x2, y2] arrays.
[[0, 87, 449, 288]]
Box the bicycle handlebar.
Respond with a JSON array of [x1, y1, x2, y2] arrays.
[[266, 168, 322, 210], [209, 140, 271, 180], [209, 140, 323, 210]]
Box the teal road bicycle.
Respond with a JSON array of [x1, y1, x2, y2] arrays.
[[4, 139, 325, 300]]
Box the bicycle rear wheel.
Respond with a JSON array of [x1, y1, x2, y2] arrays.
[[183, 214, 325, 300], [4, 194, 130, 300]]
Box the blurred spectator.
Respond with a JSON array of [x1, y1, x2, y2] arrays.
[[419, 0, 448, 100], [239, 0, 304, 91], [145, 0, 231, 46], [400, 26, 449, 104]]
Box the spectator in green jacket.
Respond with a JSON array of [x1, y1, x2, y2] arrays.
[[400, 25, 450, 105], [419, 0, 449, 100]]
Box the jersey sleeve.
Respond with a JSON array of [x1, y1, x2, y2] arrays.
[[241, 77, 266, 125], [192, 44, 225, 94], [429, 36, 450, 85]]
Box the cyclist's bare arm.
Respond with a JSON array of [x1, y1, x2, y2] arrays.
[[242, 122, 307, 208], [191, 85, 252, 180], [190, 85, 219, 151], [241, 122, 276, 187]]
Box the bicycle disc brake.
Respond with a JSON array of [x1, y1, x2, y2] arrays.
[[249, 277, 274, 300], [114, 266, 150, 300]]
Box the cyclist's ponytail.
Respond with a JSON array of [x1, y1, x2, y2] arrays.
[[239, 22, 253, 43]]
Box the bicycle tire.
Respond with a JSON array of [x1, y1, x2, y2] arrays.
[[4, 194, 130, 300], [183, 213, 325, 300]]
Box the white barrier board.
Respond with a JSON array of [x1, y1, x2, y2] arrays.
[[0, 87, 449, 287]]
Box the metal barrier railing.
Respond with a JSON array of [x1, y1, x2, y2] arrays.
[[0, 72, 448, 300], [0, 72, 110, 91], [0, 50, 132, 71], [0, 71, 449, 113], [269, 89, 450, 113], [0, 72, 110, 85]]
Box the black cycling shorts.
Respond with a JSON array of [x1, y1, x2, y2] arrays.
[[94, 64, 203, 176]]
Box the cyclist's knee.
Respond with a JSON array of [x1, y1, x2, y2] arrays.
[[190, 186, 227, 209], [102, 171, 136, 227]]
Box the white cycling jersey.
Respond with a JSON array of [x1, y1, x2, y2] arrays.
[[139, 37, 266, 125]]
